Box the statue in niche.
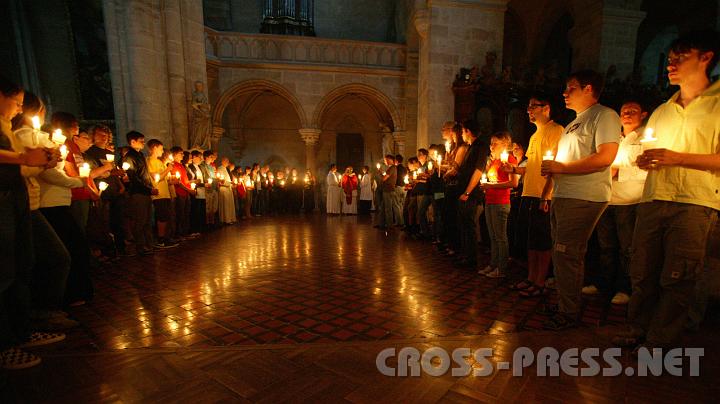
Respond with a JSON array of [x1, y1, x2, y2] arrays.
[[380, 124, 394, 157], [480, 51, 497, 85], [189, 81, 212, 149]]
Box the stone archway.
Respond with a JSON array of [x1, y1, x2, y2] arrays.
[[213, 79, 309, 129], [311, 83, 402, 131]]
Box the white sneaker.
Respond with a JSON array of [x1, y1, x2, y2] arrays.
[[485, 268, 506, 278], [478, 265, 494, 275], [581, 285, 599, 295], [611, 292, 630, 305]]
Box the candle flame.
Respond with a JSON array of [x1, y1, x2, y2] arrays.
[[31, 116, 41, 130]]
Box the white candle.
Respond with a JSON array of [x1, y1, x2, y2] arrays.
[[543, 151, 554, 160], [121, 162, 131, 171], [191, 183, 197, 190], [105, 154, 115, 163], [175, 171, 180, 179], [445, 141, 451, 153], [428, 161, 434, 171], [481, 173, 487, 184], [404, 175, 409, 184], [245, 179, 252, 187], [79, 163, 91, 178], [59, 145, 69, 160], [31, 116, 41, 130], [51, 129, 66, 145], [98, 181, 108, 192], [154, 173, 160, 183], [640, 127, 657, 151], [376, 163, 381, 170], [168, 154, 174, 162], [208, 178, 213, 185], [280, 180, 285, 186], [412, 172, 417, 180], [500, 150, 509, 163]]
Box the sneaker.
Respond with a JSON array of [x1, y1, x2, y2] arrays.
[[1, 347, 41, 370], [478, 265, 494, 275], [581, 285, 599, 295], [154, 241, 179, 249], [485, 268, 506, 278], [611, 292, 631, 305], [18, 332, 66, 348]]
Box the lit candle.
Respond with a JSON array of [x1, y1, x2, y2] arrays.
[[404, 175, 409, 184], [640, 127, 657, 151], [543, 150, 555, 160], [168, 154, 174, 162], [51, 129, 66, 145], [79, 163, 91, 178], [59, 145, 69, 160], [445, 140, 451, 153], [191, 183, 197, 190], [481, 173, 488, 184], [292, 175, 297, 183], [500, 150, 509, 163], [376, 163, 381, 170], [154, 173, 160, 183], [31, 116, 41, 130], [280, 179, 285, 186], [245, 179, 252, 187], [412, 172, 417, 180], [428, 161, 434, 171], [208, 178, 213, 185], [121, 162, 131, 171], [98, 181, 108, 192], [105, 154, 115, 163], [437, 155, 443, 177], [175, 171, 180, 179], [234, 178, 238, 185]]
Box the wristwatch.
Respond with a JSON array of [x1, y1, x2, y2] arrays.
[[464, 192, 470, 196]]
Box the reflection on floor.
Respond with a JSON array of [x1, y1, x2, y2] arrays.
[[3, 214, 718, 402]]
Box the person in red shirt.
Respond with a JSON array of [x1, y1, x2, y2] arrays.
[[478, 131, 519, 278], [169, 146, 195, 238]]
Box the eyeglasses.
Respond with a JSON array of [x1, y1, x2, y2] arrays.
[[527, 104, 547, 109], [667, 52, 698, 66]]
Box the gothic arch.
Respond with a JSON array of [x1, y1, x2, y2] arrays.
[[311, 83, 401, 131], [213, 79, 308, 128]]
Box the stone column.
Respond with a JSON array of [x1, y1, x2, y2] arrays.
[[299, 128, 321, 173], [211, 126, 225, 151], [103, 0, 207, 147], [393, 131, 406, 157], [414, 0, 508, 148], [570, 4, 646, 79]]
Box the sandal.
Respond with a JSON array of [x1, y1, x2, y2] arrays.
[[509, 279, 533, 290], [519, 284, 546, 298]]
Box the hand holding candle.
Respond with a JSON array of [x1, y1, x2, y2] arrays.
[[500, 150, 509, 163], [121, 162, 131, 171], [51, 129, 66, 145], [543, 150, 554, 160], [79, 163, 91, 178], [105, 154, 115, 163], [481, 173, 488, 184], [59, 145, 69, 160], [640, 127, 657, 151], [98, 181, 108, 192]]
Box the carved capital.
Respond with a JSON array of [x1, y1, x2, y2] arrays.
[[413, 9, 429, 39], [299, 128, 321, 145]]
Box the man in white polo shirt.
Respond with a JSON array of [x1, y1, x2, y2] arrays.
[[614, 30, 720, 352], [541, 69, 620, 330]]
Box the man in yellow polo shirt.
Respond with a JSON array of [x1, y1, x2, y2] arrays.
[[614, 30, 720, 352]]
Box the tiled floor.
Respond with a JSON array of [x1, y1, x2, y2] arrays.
[[3, 214, 719, 402]]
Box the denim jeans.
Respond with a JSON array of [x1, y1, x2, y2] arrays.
[[485, 203, 511, 271], [594, 204, 636, 295]]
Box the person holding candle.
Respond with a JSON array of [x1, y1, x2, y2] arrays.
[[415, 149, 433, 239], [503, 93, 563, 296], [441, 122, 466, 258], [583, 100, 648, 305], [0, 76, 70, 370], [200, 150, 219, 228], [476, 132, 519, 278], [186, 150, 206, 234], [393, 155, 406, 226], [325, 164, 342, 215], [145, 139, 177, 248], [217, 157, 237, 224], [539, 70, 621, 330], [170, 146, 194, 238], [377, 155, 398, 230], [358, 165, 373, 215], [615, 31, 720, 352], [456, 120, 488, 269], [122, 131, 158, 255]]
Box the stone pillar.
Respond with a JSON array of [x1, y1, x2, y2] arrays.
[[570, 4, 646, 79], [415, 0, 508, 148], [103, 0, 207, 147], [393, 131, 406, 157], [211, 126, 225, 151], [299, 128, 321, 173]]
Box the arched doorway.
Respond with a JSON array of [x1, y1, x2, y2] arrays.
[[212, 80, 307, 169]]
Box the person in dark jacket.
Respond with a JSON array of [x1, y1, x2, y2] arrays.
[[121, 131, 157, 255]]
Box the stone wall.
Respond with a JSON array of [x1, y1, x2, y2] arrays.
[[103, 0, 207, 147]]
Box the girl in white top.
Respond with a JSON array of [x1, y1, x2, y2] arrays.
[[325, 164, 342, 214]]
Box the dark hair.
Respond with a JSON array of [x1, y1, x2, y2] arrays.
[[11, 92, 44, 130], [0, 75, 23, 97], [620, 98, 646, 112], [670, 30, 720, 76], [417, 148, 428, 157], [567, 69, 605, 99], [462, 120, 479, 137], [407, 157, 419, 165], [329, 163, 336, 170], [190, 150, 202, 158], [362, 165, 369, 172], [51, 112, 78, 132], [395, 154, 404, 163], [528, 91, 553, 111], [146, 139, 163, 150], [126, 130, 145, 144], [384, 154, 395, 161], [490, 131, 512, 144], [170, 146, 184, 155], [89, 124, 111, 138], [203, 150, 214, 159]]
